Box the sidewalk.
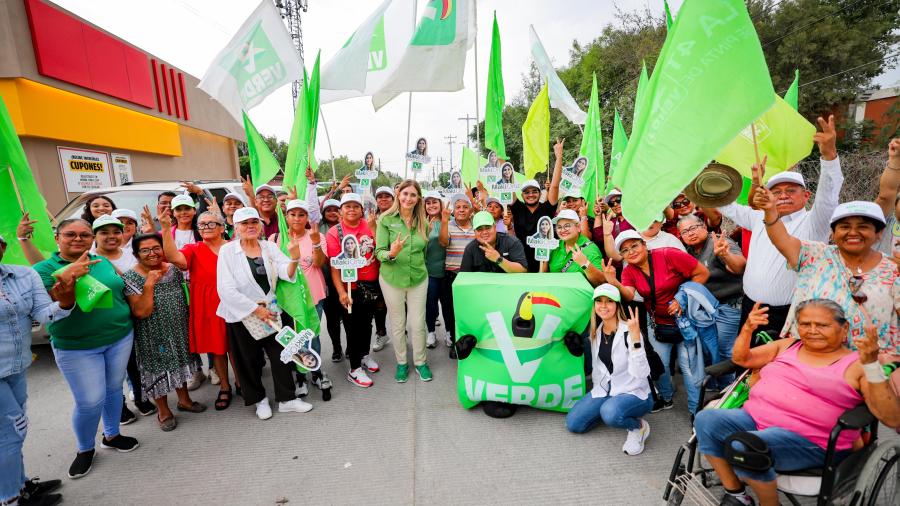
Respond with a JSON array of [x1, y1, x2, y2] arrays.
[[23, 336, 694, 505]]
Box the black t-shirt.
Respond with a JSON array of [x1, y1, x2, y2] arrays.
[[597, 330, 615, 374], [460, 233, 528, 273], [510, 200, 556, 273]]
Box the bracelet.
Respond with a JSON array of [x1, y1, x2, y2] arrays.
[[862, 361, 887, 383], [312, 242, 321, 247], [764, 217, 779, 226], [17, 236, 30, 241]]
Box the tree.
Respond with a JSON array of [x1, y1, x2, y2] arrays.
[[236, 135, 289, 178], [312, 155, 401, 190]]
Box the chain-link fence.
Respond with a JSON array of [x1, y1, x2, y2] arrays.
[[794, 150, 887, 205]]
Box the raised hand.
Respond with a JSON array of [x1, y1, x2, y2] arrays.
[[16, 212, 36, 239], [553, 137, 565, 159], [158, 208, 173, 229], [625, 306, 641, 342], [751, 155, 768, 188], [480, 241, 500, 263], [55, 251, 100, 284], [601, 213, 614, 236], [286, 186, 298, 201], [48, 275, 76, 309], [306, 165, 316, 184], [601, 258, 617, 282], [571, 245, 588, 266], [180, 181, 202, 195], [814, 115, 837, 161], [338, 174, 351, 190], [144, 268, 164, 288], [752, 185, 776, 213], [309, 224, 321, 245], [389, 233, 408, 258], [712, 232, 730, 257], [141, 205, 156, 233], [742, 302, 769, 334], [287, 236, 302, 260], [854, 307, 879, 365], [204, 197, 223, 219], [503, 207, 513, 229], [442, 204, 452, 222], [241, 175, 253, 196]]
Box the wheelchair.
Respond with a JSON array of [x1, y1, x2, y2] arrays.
[[663, 360, 900, 506]]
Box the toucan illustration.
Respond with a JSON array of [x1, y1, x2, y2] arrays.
[[511, 292, 561, 338]]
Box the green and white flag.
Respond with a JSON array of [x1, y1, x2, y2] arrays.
[[529, 25, 586, 125], [484, 12, 506, 160], [284, 53, 321, 190], [372, 0, 476, 110], [617, 0, 774, 230], [577, 74, 603, 216], [242, 112, 282, 188], [664, 0, 675, 30], [198, 0, 302, 123], [453, 273, 592, 413], [628, 60, 650, 139], [320, 0, 415, 105], [607, 109, 628, 194]]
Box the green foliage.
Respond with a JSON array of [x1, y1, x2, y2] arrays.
[[470, 0, 900, 169], [312, 155, 402, 189]]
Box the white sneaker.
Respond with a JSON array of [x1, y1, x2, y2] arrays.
[[278, 398, 313, 413], [361, 355, 380, 373], [444, 334, 454, 348], [373, 334, 390, 352], [255, 398, 273, 420], [296, 382, 309, 397], [128, 390, 135, 401], [347, 368, 373, 388], [623, 419, 650, 456], [426, 332, 437, 349], [210, 369, 221, 385], [187, 371, 206, 391]]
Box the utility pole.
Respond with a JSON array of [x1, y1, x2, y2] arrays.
[[275, 0, 308, 110], [444, 134, 457, 170], [457, 114, 476, 148]]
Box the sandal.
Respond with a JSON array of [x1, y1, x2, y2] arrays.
[[176, 401, 207, 413], [158, 414, 177, 432], [214, 390, 232, 411]]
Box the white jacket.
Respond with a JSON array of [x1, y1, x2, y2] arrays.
[[216, 239, 296, 323], [590, 321, 652, 400]]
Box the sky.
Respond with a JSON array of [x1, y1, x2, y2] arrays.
[[53, 0, 898, 182]]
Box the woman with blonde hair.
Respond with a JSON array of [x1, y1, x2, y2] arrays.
[[375, 179, 433, 383]]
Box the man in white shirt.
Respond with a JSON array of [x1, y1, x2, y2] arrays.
[[715, 115, 842, 338]]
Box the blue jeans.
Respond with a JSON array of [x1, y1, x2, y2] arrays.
[[648, 324, 704, 413], [714, 301, 742, 388], [0, 371, 27, 501], [425, 276, 446, 333], [53, 332, 133, 452], [695, 408, 847, 483], [566, 393, 652, 432]]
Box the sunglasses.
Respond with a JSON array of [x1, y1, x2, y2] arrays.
[[672, 199, 690, 209], [848, 274, 868, 304], [607, 198, 621, 205], [251, 256, 267, 276]]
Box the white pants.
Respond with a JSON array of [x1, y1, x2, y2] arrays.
[[379, 276, 428, 366]]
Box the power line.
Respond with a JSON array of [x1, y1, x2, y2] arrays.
[[794, 50, 900, 89], [762, 0, 889, 48]]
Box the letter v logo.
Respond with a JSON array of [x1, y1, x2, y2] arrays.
[[486, 312, 561, 383]]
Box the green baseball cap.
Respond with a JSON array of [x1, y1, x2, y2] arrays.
[[472, 211, 495, 230]]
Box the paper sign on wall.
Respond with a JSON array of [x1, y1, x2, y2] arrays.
[[111, 153, 133, 186], [58, 147, 112, 192]]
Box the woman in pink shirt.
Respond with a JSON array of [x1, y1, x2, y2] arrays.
[[694, 299, 900, 506]]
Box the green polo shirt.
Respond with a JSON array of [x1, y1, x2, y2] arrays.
[[375, 213, 429, 288], [33, 253, 133, 350], [547, 236, 604, 278]]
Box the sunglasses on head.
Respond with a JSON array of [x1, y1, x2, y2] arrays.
[[608, 198, 621, 205]]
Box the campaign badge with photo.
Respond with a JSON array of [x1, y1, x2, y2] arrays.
[[561, 156, 588, 194], [330, 233, 367, 283], [526, 215, 559, 262], [275, 327, 322, 373]]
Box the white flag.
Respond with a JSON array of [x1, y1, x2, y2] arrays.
[[371, 0, 476, 110], [198, 0, 301, 124], [320, 0, 415, 105], [529, 26, 586, 125]]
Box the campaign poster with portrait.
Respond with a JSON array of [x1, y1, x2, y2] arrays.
[[356, 151, 379, 190], [275, 327, 322, 373], [491, 162, 521, 205], [406, 137, 431, 172], [330, 234, 368, 282], [479, 150, 501, 186], [447, 170, 463, 191], [560, 156, 589, 194], [526, 216, 559, 262]]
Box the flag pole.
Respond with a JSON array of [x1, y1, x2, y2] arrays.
[[404, 0, 418, 180], [473, 1, 481, 154], [319, 109, 338, 181], [7, 166, 24, 213], [750, 123, 761, 165]]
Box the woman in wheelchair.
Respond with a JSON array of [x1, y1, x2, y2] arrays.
[[693, 299, 900, 506], [565, 284, 654, 456]]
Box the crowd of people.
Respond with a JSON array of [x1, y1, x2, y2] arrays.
[[2, 116, 899, 506]]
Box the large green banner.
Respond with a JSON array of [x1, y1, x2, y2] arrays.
[[452, 273, 593, 413]]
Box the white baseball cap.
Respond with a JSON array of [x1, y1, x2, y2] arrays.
[[255, 184, 276, 195], [829, 201, 886, 226], [766, 172, 806, 189], [375, 186, 395, 198], [552, 209, 580, 223], [485, 196, 501, 207], [111, 209, 137, 223], [92, 214, 124, 231], [223, 192, 245, 204], [285, 199, 310, 213], [424, 190, 443, 201], [233, 207, 261, 223], [170, 194, 195, 209], [614, 229, 645, 252], [563, 188, 584, 200], [593, 283, 621, 302], [521, 179, 541, 191], [322, 198, 340, 209], [340, 193, 363, 206], [605, 189, 622, 202], [449, 193, 471, 208]]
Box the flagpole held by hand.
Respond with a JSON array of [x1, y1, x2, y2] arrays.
[[7, 166, 24, 213], [346, 282, 353, 314]]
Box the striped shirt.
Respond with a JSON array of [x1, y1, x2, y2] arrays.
[[445, 220, 475, 272]]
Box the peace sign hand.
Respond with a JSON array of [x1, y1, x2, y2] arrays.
[[625, 306, 641, 343], [601, 213, 614, 236], [54, 251, 100, 284], [601, 258, 617, 282], [814, 115, 837, 161], [742, 302, 769, 334], [571, 245, 587, 266], [480, 241, 500, 263], [712, 232, 730, 257], [553, 138, 565, 159], [141, 205, 156, 233], [158, 208, 173, 229], [389, 233, 407, 258], [17, 212, 36, 239], [853, 306, 880, 365]]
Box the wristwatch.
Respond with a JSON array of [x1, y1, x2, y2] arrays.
[[494, 256, 504, 265], [632, 341, 642, 349], [581, 262, 590, 270]]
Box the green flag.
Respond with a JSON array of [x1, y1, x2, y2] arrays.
[[484, 12, 506, 159], [578, 74, 603, 217], [274, 205, 321, 335], [716, 94, 815, 179], [284, 52, 321, 191], [522, 84, 550, 180], [0, 98, 55, 266], [607, 109, 629, 194], [617, 0, 774, 230], [783, 69, 799, 110], [460, 146, 487, 186], [664, 0, 674, 30], [628, 60, 650, 139], [242, 112, 282, 187]]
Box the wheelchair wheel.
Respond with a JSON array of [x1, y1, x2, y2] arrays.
[[855, 441, 900, 506]]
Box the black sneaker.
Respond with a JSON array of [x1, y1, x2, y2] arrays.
[[119, 404, 136, 426], [20, 493, 62, 506], [100, 434, 139, 453], [651, 398, 674, 413], [135, 400, 157, 417], [449, 346, 457, 360], [67, 450, 94, 479], [331, 350, 343, 362], [20, 477, 62, 502], [482, 401, 518, 418]]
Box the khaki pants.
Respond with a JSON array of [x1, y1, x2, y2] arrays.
[[379, 276, 428, 367]]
